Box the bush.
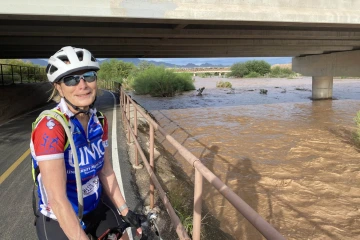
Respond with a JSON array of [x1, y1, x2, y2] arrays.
[[229, 62, 249, 78], [268, 66, 297, 78], [245, 60, 271, 76], [216, 81, 232, 88], [245, 71, 261, 78], [130, 66, 195, 97], [198, 72, 213, 78], [229, 60, 271, 78]]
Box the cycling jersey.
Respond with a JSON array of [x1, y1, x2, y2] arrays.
[[30, 98, 109, 219]]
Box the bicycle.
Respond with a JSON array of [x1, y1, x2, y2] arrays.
[[95, 211, 163, 240]]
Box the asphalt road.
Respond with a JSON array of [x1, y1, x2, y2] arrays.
[[0, 91, 140, 240]]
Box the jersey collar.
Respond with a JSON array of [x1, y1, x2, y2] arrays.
[[58, 98, 97, 118]]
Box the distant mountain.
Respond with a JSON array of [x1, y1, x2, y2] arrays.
[[24, 57, 291, 68], [100, 59, 231, 68], [22, 59, 47, 66]]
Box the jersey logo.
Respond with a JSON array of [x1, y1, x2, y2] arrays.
[[67, 139, 105, 167], [46, 118, 56, 129], [40, 133, 60, 153]]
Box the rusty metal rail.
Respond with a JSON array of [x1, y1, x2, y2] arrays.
[[120, 87, 285, 240]]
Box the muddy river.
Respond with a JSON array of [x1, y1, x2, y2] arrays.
[[130, 77, 360, 240]]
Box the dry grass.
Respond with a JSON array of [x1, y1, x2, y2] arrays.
[[271, 63, 292, 69]]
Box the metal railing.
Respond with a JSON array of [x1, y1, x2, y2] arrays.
[[0, 63, 47, 86], [120, 87, 285, 240]]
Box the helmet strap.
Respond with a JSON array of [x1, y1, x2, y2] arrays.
[[64, 97, 96, 118]]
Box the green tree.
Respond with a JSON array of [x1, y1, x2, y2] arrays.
[[97, 59, 135, 83], [138, 61, 154, 71]]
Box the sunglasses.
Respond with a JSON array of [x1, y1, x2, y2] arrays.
[[60, 71, 97, 86]]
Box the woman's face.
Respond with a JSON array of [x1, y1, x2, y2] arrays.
[[56, 70, 97, 110]]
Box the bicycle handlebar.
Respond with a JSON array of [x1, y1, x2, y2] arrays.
[[97, 213, 150, 240]]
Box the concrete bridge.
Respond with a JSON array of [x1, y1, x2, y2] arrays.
[[1, 0, 360, 99]]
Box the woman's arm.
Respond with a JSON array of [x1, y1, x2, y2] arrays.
[[39, 159, 88, 240], [98, 148, 129, 216]]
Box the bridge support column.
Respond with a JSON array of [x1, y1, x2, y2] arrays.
[[312, 76, 333, 100]]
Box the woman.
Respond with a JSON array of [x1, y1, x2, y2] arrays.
[[30, 46, 143, 240]]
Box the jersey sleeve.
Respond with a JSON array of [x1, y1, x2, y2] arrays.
[[32, 117, 66, 161], [102, 115, 109, 148]]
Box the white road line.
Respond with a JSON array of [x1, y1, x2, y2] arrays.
[[109, 91, 134, 239]]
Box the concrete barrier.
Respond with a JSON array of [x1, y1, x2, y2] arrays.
[[0, 82, 52, 124]]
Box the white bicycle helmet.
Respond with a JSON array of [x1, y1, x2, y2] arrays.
[[46, 46, 100, 83]]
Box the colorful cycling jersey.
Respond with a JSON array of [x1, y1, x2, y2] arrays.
[[30, 98, 109, 219]]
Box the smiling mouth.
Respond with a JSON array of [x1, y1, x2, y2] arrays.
[[76, 92, 91, 97]]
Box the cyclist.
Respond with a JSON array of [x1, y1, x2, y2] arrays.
[[30, 46, 142, 239]]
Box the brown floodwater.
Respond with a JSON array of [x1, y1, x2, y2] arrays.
[[130, 77, 360, 240]]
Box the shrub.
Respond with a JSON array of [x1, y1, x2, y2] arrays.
[[229, 60, 271, 78], [130, 66, 195, 97], [245, 71, 261, 78], [268, 66, 297, 78], [229, 62, 249, 78], [198, 72, 213, 78], [245, 60, 271, 76], [216, 81, 232, 88]]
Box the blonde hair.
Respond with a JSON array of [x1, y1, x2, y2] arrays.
[[48, 84, 62, 103]]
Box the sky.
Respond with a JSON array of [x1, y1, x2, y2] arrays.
[[39, 57, 292, 66], [138, 57, 292, 66]]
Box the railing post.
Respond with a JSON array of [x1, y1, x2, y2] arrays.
[[134, 108, 139, 166], [121, 89, 125, 121], [127, 96, 130, 143], [27, 67, 30, 82], [192, 169, 203, 240], [34, 68, 36, 83], [149, 124, 155, 209], [11, 65, 14, 84], [20, 66, 23, 83], [1, 65, 4, 86]]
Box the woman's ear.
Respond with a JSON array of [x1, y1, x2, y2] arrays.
[[55, 83, 64, 97]]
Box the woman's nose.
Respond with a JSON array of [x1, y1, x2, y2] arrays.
[[77, 78, 87, 88]]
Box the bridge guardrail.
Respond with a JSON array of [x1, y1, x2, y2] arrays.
[[0, 63, 47, 86], [120, 87, 285, 240]]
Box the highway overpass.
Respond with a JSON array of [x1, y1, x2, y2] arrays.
[[1, 0, 360, 99]]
